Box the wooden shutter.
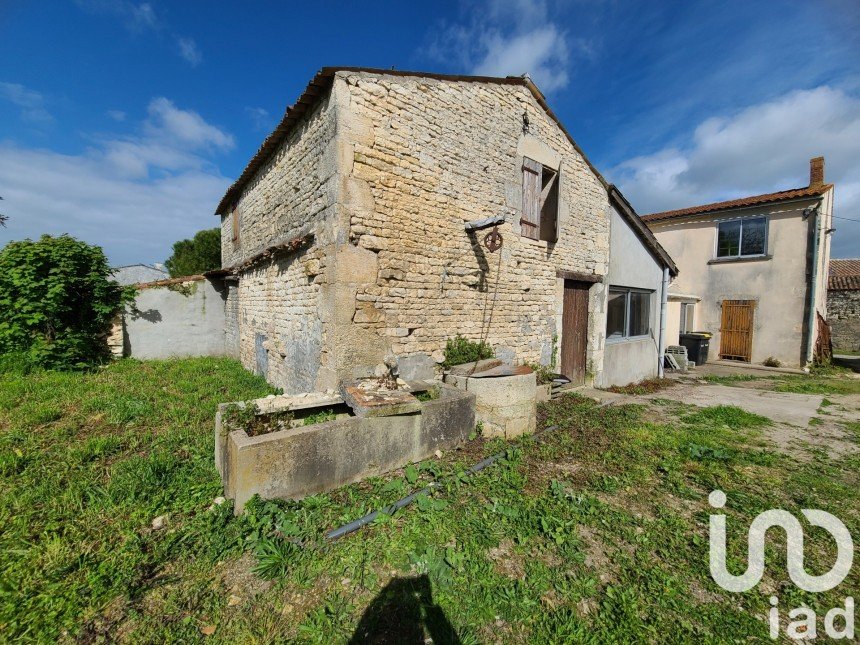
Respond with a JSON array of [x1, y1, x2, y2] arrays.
[[231, 206, 240, 243], [521, 157, 541, 240]]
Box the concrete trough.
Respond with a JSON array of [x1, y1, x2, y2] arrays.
[[215, 384, 475, 513]]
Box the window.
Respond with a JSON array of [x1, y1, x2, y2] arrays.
[[680, 302, 695, 334], [606, 287, 652, 340], [716, 216, 766, 258], [521, 157, 559, 242]]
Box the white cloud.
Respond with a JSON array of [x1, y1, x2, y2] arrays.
[[76, 1, 203, 68], [425, 0, 583, 93], [611, 86, 860, 258], [177, 37, 202, 67], [106, 109, 126, 122], [145, 97, 233, 150], [0, 99, 233, 265], [245, 106, 274, 132], [0, 82, 53, 126]]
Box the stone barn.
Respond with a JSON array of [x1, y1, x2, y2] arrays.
[[213, 67, 675, 393], [828, 259, 860, 353]]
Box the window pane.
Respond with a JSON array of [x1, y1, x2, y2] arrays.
[[629, 292, 650, 336], [717, 220, 741, 257], [606, 290, 626, 339], [679, 303, 688, 334], [740, 217, 766, 256]]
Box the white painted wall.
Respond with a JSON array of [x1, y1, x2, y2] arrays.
[[648, 192, 832, 367], [595, 206, 664, 387]]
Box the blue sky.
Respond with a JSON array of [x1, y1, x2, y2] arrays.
[[1, 0, 859, 263]]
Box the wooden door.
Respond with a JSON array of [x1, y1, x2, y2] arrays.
[[719, 300, 755, 361], [561, 280, 590, 384]]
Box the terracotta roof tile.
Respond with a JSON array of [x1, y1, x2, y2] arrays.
[[641, 185, 832, 223], [829, 259, 860, 290]]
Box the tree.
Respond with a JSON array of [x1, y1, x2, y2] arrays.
[[0, 235, 133, 369], [164, 228, 221, 277]]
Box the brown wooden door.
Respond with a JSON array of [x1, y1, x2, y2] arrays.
[[719, 300, 755, 361], [561, 280, 590, 384]]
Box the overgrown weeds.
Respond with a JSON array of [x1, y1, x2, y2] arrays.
[[1, 360, 856, 642]]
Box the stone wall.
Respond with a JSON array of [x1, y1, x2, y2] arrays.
[[222, 71, 612, 393], [220, 86, 341, 391], [235, 248, 327, 393], [332, 71, 609, 383], [224, 282, 240, 357], [828, 289, 860, 352]]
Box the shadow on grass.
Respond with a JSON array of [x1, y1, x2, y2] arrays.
[[348, 575, 461, 645]]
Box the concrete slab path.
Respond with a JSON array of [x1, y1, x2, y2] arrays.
[[583, 382, 822, 427]]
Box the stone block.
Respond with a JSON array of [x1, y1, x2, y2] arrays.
[[397, 353, 437, 380]]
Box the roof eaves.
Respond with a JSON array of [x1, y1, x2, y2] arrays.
[[641, 185, 832, 224]]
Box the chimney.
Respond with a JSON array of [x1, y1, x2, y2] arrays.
[[809, 156, 825, 187]]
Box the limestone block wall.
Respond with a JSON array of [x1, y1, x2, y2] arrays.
[[220, 93, 341, 267], [236, 248, 328, 394], [224, 283, 240, 358], [333, 71, 610, 381], [828, 289, 860, 351], [220, 84, 341, 392]]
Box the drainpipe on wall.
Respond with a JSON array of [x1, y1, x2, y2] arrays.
[[804, 203, 821, 368], [658, 267, 669, 378]]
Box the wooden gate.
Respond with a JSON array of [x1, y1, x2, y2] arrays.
[[561, 280, 590, 384], [719, 300, 755, 361]]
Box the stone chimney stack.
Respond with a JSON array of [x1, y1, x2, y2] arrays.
[[809, 156, 825, 187]]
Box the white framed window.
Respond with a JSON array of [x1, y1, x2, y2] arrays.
[[716, 216, 767, 258], [606, 287, 652, 340], [680, 302, 695, 333]]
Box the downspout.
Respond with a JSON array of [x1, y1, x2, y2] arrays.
[[804, 204, 821, 368], [658, 267, 669, 378]]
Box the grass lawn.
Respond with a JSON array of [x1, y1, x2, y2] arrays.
[[1, 359, 857, 642]]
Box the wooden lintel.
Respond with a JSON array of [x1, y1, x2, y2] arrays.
[[556, 270, 603, 283]]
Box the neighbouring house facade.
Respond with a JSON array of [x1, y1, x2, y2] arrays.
[[214, 67, 676, 393], [641, 157, 834, 368], [828, 259, 860, 352]]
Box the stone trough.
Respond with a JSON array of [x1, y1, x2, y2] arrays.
[[215, 382, 475, 513]]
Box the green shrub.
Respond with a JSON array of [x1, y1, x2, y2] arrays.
[[0, 235, 133, 370], [525, 361, 556, 385], [442, 335, 493, 369]]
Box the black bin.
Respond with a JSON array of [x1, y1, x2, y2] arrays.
[[679, 333, 711, 366]]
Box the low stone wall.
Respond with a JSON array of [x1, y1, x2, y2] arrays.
[[828, 289, 860, 352], [113, 276, 231, 359], [216, 384, 475, 513]]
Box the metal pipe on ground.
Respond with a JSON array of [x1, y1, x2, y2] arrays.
[[324, 425, 560, 542]]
